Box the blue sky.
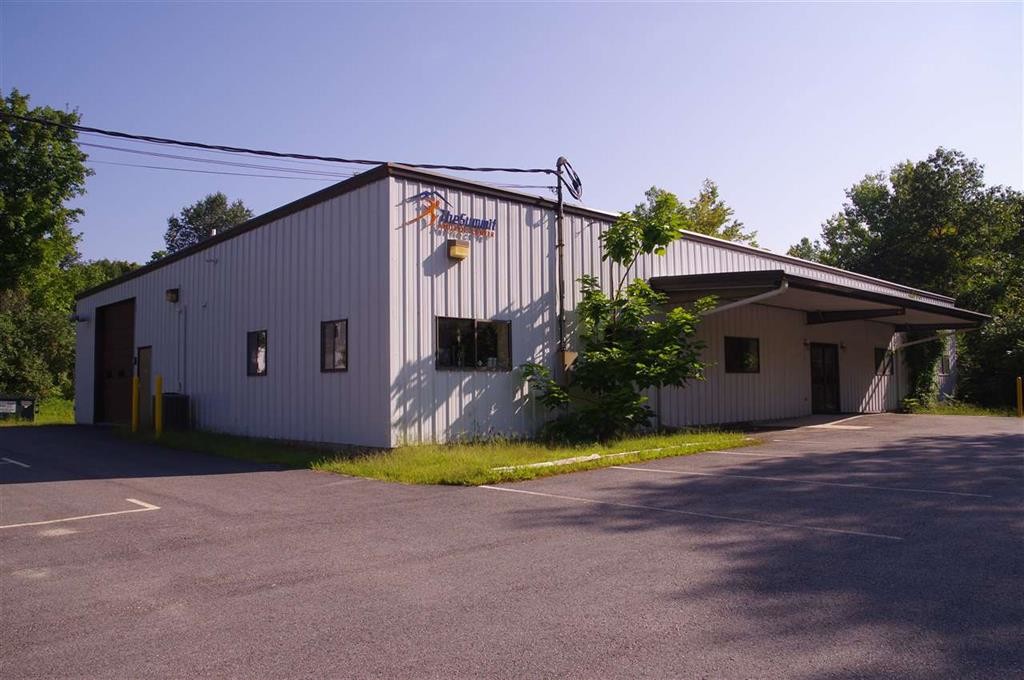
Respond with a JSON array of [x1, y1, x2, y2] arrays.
[[2, 2, 1020, 262]]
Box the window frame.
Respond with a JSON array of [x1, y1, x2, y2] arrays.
[[874, 347, 893, 376], [320, 319, 349, 373], [724, 336, 760, 374], [435, 316, 512, 372], [247, 329, 267, 377], [938, 353, 951, 376]]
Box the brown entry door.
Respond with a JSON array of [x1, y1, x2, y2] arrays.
[[810, 343, 841, 414], [95, 299, 135, 423]]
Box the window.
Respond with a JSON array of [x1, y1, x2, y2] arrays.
[[874, 348, 893, 376], [247, 330, 267, 376], [321, 320, 348, 372], [939, 353, 951, 376], [724, 336, 760, 373], [436, 317, 511, 371]]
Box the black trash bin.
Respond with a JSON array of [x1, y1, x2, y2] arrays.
[[0, 395, 35, 422], [162, 393, 190, 430]]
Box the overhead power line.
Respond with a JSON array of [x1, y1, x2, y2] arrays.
[[87, 159, 347, 181], [79, 141, 356, 178], [79, 140, 557, 190], [2, 111, 557, 175]]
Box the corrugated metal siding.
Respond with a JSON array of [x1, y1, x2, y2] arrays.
[[562, 213, 955, 307], [389, 181, 913, 442], [658, 305, 899, 427], [75, 179, 392, 447], [388, 178, 555, 444]]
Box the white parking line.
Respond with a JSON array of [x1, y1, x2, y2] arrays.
[[0, 457, 30, 468], [705, 449, 805, 459], [806, 414, 869, 428], [610, 465, 992, 498], [319, 478, 367, 488], [770, 439, 855, 445], [480, 485, 903, 541], [0, 498, 160, 530]]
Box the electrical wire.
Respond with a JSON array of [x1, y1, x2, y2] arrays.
[[78, 141, 355, 178], [77, 131, 369, 170], [87, 158, 346, 181], [86, 158, 556, 192], [3, 111, 557, 175], [80, 141, 558, 190]]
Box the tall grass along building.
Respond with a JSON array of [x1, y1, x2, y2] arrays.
[[74, 164, 985, 447]]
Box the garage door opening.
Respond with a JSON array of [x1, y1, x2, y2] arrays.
[[94, 298, 135, 424]]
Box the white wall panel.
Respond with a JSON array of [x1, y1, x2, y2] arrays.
[[76, 168, 943, 448], [388, 178, 554, 445], [389, 179, 915, 443], [75, 179, 392, 447], [658, 306, 900, 427]]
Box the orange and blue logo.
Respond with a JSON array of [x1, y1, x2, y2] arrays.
[[406, 189, 496, 238]]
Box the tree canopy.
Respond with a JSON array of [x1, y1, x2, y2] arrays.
[[643, 180, 758, 247], [787, 148, 1023, 406], [0, 89, 138, 399], [1, 89, 91, 291], [154, 192, 252, 260]]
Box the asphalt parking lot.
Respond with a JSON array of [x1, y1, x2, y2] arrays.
[[2, 414, 1021, 679]]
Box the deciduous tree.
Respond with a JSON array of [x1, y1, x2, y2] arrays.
[[0, 89, 91, 291], [522, 188, 711, 441], [156, 192, 252, 259], [786, 148, 1023, 406]]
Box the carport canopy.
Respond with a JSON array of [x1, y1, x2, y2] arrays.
[[649, 270, 988, 331]]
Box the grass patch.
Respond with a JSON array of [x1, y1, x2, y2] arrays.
[[123, 429, 336, 468], [0, 397, 75, 427], [904, 400, 1016, 417], [316, 430, 753, 485], [126, 428, 753, 486]]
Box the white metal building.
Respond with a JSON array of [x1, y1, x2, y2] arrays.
[[74, 164, 985, 447]]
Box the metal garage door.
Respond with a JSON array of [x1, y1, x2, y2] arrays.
[[94, 298, 135, 424]]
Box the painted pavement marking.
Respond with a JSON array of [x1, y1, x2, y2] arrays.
[[0, 498, 160, 530], [610, 465, 992, 499], [480, 485, 903, 541]]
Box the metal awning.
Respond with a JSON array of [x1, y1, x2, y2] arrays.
[[649, 270, 987, 330]]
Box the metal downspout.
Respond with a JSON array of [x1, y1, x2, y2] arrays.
[[700, 280, 790, 317]]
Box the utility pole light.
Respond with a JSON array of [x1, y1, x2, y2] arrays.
[[554, 157, 583, 378]]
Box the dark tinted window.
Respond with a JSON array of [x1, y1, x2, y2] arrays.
[[436, 317, 511, 371], [724, 336, 759, 373], [247, 330, 267, 376], [321, 320, 348, 372], [874, 347, 892, 376]]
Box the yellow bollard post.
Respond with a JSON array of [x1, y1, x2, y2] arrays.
[[131, 376, 139, 433], [1016, 376, 1023, 418], [154, 374, 164, 437]]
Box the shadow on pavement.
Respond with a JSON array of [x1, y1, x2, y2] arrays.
[[0, 425, 288, 484], [502, 430, 1024, 680]]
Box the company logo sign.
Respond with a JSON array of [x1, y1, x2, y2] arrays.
[[406, 190, 496, 238]]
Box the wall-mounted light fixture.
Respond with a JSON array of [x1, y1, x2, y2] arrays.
[[839, 341, 847, 351], [802, 338, 810, 348], [447, 239, 470, 261], [165, 288, 180, 303]]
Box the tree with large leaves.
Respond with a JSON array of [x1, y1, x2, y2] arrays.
[[787, 148, 1023, 406], [0, 89, 91, 292], [155, 192, 252, 259], [522, 187, 712, 441], [0, 89, 137, 399]]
